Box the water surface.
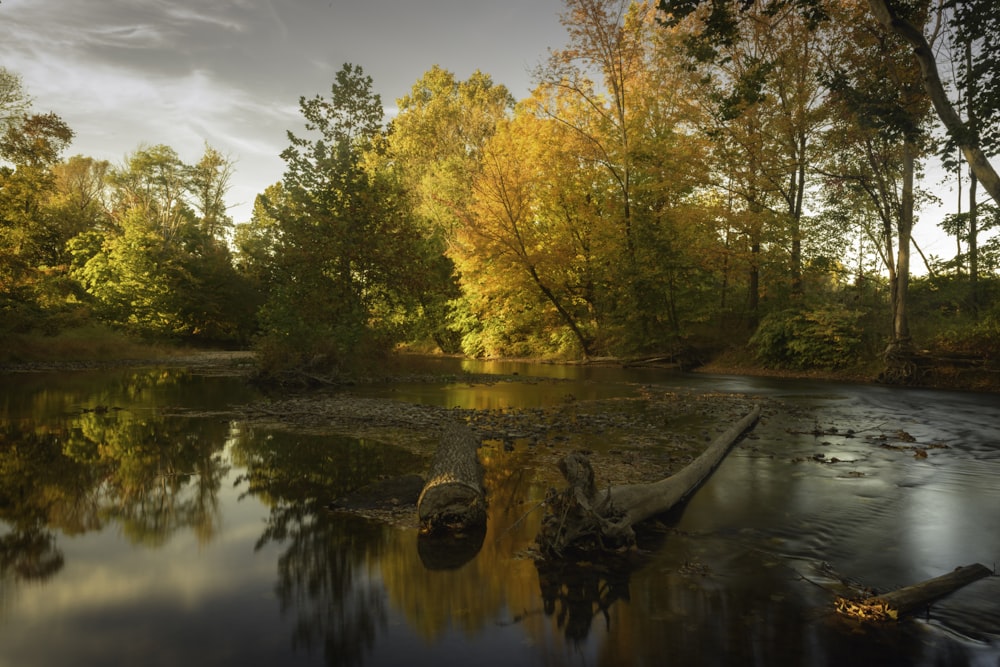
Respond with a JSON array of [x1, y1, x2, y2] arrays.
[[1, 361, 998, 666]]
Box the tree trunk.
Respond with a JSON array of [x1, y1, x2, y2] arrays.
[[970, 170, 980, 314], [417, 422, 486, 534], [966, 40, 980, 314], [836, 563, 992, 621], [536, 405, 762, 558], [893, 137, 915, 344], [865, 0, 1000, 205], [881, 138, 917, 384]]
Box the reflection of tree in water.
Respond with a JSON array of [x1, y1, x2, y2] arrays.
[[0, 528, 63, 621], [85, 415, 228, 546], [0, 426, 75, 587], [233, 430, 423, 667], [262, 508, 388, 667], [536, 561, 632, 643], [0, 375, 233, 585], [0, 529, 64, 581], [531, 525, 675, 646]]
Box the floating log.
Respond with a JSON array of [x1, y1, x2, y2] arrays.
[[536, 404, 762, 557], [417, 421, 487, 534], [835, 563, 993, 621]]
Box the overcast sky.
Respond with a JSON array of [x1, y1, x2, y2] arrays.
[[0, 0, 566, 222]]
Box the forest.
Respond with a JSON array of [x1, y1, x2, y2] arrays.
[[2, 0, 999, 386]]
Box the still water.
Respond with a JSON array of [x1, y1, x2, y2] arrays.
[[1, 359, 998, 666]]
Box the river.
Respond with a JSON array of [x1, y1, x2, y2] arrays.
[[0, 358, 997, 666]]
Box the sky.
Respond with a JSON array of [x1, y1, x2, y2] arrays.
[[0, 0, 980, 265], [0, 0, 567, 223]]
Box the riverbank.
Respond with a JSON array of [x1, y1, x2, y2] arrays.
[[3, 340, 996, 393], [693, 347, 1000, 393]]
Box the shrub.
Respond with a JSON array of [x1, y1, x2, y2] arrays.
[[933, 309, 1000, 361], [750, 304, 867, 370]]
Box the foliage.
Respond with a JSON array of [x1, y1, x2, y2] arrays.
[[0, 107, 78, 335], [940, 0, 1000, 158], [908, 274, 1000, 356], [68, 145, 254, 342], [3, 5, 1000, 380], [933, 311, 1000, 361], [750, 302, 868, 369], [449, 0, 724, 358], [252, 63, 436, 375], [385, 66, 513, 353]]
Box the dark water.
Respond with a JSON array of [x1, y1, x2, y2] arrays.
[[1, 360, 998, 667]]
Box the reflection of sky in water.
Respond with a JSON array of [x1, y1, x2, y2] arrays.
[[1, 458, 293, 666]]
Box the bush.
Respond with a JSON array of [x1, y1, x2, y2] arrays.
[[750, 304, 867, 370], [932, 309, 1000, 361]]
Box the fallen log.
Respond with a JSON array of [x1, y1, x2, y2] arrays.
[[417, 421, 487, 534], [536, 404, 762, 557], [835, 563, 993, 621]]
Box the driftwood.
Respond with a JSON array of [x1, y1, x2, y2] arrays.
[[835, 563, 993, 621], [417, 421, 486, 534], [537, 405, 762, 557]]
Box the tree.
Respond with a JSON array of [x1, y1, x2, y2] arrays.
[[455, 110, 598, 357], [256, 63, 433, 374], [48, 156, 113, 257], [659, 0, 1000, 206], [233, 182, 285, 299], [864, 0, 1000, 203], [190, 144, 235, 239], [934, 0, 1000, 309], [390, 66, 513, 235], [0, 67, 30, 130], [69, 144, 251, 341], [820, 0, 932, 377], [528, 0, 716, 355], [386, 67, 514, 352], [539, 0, 651, 264], [0, 111, 75, 331], [685, 1, 830, 314], [660, 0, 940, 378], [107, 144, 194, 243]]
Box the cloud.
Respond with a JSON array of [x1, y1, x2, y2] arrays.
[[0, 0, 569, 222]]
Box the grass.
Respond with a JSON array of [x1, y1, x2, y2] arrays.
[[0, 324, 184, 364]]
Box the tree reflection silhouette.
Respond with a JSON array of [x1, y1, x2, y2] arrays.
[[0, 370, 235, 584], [0, 426, 76, 585], [536, 560, 632, 643], [0, 528, 64, 582], [233, 429, 422, 667], [270, 510, 387, 667]]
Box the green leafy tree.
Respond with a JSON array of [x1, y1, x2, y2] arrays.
[[190, 144, 235, 239], [256, 63, 432, 374], [0, 67, 30, 132], [48, 156, 113, 259], [69, 144, 252, 341], [0, 110, 75, 332], [233, 182, 285, 311]]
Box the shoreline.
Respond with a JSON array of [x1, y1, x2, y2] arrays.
[[2, 347, 996, 393]]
